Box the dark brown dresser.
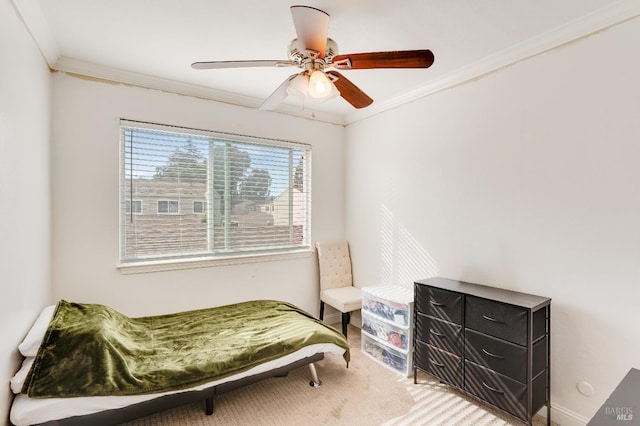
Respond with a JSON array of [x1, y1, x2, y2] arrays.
[[414, 277, 551, 425]]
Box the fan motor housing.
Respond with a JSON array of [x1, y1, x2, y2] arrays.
[[288, 38, 338, 64]]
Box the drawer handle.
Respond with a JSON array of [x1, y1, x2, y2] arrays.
[[430, 300, 447, 307], [430, 359, 445, 368], [481, 381, 505, 395], [482, 348, 504, 359], [482, 314, 504, 323], [430, 329, 446, 338]]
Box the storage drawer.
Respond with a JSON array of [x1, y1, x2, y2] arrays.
[[362, 312, 410, 351], [415, 284, 462, 325], [532, 336, 548, 377], [362, 291, 410, 327], [464, 361, 527, 421], [465, 296, 527, 345], [415, 340, 462, 388], [415, 312, 463, 356], [531, 370, 548, 414], [533, 307, 548, 342], [465, 329, 527, 383], [362, 334, 408, 375]]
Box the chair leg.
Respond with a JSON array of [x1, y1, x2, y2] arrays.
[[341, 312, 350, 337], [319, 301, 325, 320]]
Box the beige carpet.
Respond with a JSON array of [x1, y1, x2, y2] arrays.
[[123, 326, 551, 426]]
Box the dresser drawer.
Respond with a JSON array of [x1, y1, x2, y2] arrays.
[[415, 285, 463, 325], [362, 290, 411, 327], [464, 361, 527, 421], [362, 334, 408, 375], [465, 329, 527, 383], [362, 312, 410, 351], [466, 331, 547, 384], [415, 312, 463, 356], [533, 306, 548, 342], [532, 336, 548, 377], [415, 341, 462, 388], [465, 296, 528, 345], [531, 370, 549, 414]]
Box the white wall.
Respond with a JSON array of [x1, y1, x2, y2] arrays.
[[7, 3, 636, 425], [345, 16, 640, 425], [51, 73, 345, 317], [0, 1, 53, 424]]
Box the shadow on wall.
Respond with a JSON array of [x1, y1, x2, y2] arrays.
[[380, 204, 438, 288]]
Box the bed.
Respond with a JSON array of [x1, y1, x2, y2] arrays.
[[10, 299, 350, 426]]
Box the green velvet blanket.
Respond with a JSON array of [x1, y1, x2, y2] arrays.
[[23, 300, 349, 398]]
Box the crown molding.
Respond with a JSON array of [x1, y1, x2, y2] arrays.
[[343, 0, 640, 125], [53, 57, 346, 125]]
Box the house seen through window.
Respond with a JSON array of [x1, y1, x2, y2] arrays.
[[125, 199, 143, 214], [120, 120, 311, 263], [193, 200, 205, 214], [157, 200, 180, 214]]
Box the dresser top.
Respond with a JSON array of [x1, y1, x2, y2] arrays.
[[415, 277, 551, 310]]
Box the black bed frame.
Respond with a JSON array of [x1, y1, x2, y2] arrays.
[[34, 353, 324, 426]]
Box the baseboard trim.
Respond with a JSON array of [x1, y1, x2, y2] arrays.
[[535, 403, 590, 426]]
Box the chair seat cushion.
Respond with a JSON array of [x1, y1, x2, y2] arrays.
[[321, 286, 362, 313]]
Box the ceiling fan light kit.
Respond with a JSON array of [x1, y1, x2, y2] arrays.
[[191, 5, 434, 111], [286, 71, 340, 102], [308, 70, 333, 98]]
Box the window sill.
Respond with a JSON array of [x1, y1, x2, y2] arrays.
[[117, 249, 314, 275]]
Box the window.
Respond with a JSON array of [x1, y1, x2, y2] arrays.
[[120, 120, 311, 264], [157, 200, 180, 214], [125, 199, 143, 214], [193, 200, 205, 214]]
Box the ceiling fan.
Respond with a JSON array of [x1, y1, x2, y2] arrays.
[[191, 5, 435, 110]]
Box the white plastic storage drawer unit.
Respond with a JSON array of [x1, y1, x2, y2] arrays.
[[361, 285, 414, 376]]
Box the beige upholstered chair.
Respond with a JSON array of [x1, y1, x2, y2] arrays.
[[315, 240, 362, 337]]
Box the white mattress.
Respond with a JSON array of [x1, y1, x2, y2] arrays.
[[11, 343, 345, 426]]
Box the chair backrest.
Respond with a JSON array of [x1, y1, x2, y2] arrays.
[[315, 240, 353, 291]]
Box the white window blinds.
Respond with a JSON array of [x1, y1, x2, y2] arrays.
[[120, 120, 311, 263]]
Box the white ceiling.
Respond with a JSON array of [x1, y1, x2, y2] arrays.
[[14, 0, 640, 124]]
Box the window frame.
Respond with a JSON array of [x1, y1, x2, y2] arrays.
[[157, 199, 180, 215], [118, 120, 312, 272], [125, 199, 143, 215], [193, 200, 205, 214]]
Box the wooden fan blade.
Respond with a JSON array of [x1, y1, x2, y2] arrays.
[[191, 60, 296, 70], [326, 71, 373, 109], [290, 5, 330, 58], [259, 74, 298, 111], [332, 50, 434, 69]]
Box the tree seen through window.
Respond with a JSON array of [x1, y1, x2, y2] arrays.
[[120, 122, 310, 262]]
